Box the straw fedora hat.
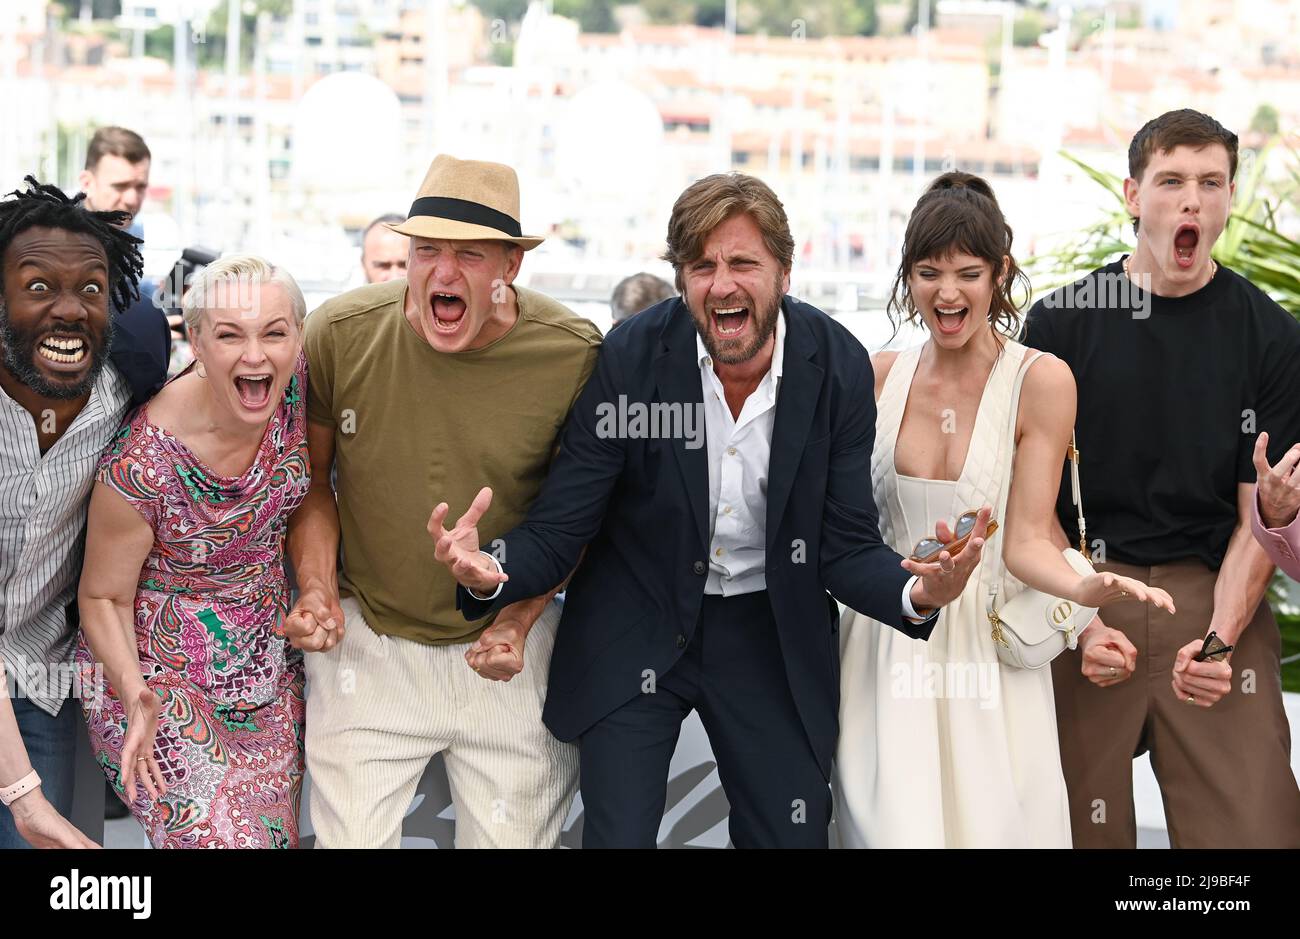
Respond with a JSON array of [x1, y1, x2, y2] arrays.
[[387, 154, 545, 250]]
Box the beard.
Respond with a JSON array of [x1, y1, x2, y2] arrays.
[[691, 272, 784, 366], [0, 301, 114, 401]]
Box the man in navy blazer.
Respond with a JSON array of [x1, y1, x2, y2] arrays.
[[434, 173, 989, 848]]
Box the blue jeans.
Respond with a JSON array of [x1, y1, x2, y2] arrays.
[[0, 695, 77, 849]]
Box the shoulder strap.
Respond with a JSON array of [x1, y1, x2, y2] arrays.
[[985, 350, 1042, 609], [1067, 432, 1086, 554]]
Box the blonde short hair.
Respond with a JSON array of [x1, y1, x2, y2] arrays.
[[181, 253, 307, 336]]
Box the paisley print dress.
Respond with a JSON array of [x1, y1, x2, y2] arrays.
[[75, 353, 310, 848]]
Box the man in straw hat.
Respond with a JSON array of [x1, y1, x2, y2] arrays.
[[285, 155, 600, 848]]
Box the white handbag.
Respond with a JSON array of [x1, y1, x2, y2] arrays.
[[984, 352, 1098, 670]]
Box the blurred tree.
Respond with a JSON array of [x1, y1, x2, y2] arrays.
[[746, 0, 876, 37], [645, 0, 876, 34], [1251, 104, 1280, 136], [469, 0, 530, 23], [552, 0, 619, 32], [197, 0, 293, 69], [143, 23, 174, 59], [695, 0, 727, 27], [1012, 9, 1045, 46], [56, 1, 120, 22]]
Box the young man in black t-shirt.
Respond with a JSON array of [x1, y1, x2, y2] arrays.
[[1024, 109, 1300, 848]]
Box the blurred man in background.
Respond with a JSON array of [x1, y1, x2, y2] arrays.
[[610, 271, 674, 328], [78, 126, 169, 398], [361, 213, 408, 284], [78, 127, 150, 238]]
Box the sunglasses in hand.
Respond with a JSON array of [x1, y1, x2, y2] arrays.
[[909, 510, 998, 563], [1192, 630, 1233, 663]]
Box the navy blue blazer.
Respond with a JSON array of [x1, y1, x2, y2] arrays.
[[459, 295, 935, 778], [110, 280, 171, 407]]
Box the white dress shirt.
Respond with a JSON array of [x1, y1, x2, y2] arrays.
[[696, 312, 926, 616], [0, 362, 132, 716]]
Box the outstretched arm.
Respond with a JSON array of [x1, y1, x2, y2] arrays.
[[77, 483, 168, 805], [436, 344, 629, 619], [1003, 356, 1175, 614]]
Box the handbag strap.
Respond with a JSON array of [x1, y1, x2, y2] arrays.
[[1067, 432, 1086, 554]]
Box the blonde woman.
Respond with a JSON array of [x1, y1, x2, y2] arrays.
[[75, 255, 310, 848]]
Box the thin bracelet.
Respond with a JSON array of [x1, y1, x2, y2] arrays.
[[467, 551, 505, 602]]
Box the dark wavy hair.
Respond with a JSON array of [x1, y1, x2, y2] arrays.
[[887, 171, 1030, 341], [0, 176, 143, 312]]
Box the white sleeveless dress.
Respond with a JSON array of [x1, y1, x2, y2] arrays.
[[833, 340, 1072, 848]]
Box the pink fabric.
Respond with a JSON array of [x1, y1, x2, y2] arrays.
[[1250, 484, 1300, 581], [75, 354, 310, 848]]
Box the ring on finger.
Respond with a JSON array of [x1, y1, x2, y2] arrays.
[[1108, 666, 1116, 677], [1186, 694, 1195, 704]]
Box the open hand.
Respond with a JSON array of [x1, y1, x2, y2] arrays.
[[428, 487, 508, 595], [1073, 572, 1175, 614], [12, 792, 99, 849], [1253, 432, 1300, 529], [120, 686, 167, 805], [903, 507, 992, 610]]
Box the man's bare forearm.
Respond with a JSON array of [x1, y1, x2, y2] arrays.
[[0, 660, 34, 785], [1211, 523, 1274, 646], [495, 547, 587, 633], [288, 483, 341, 596]]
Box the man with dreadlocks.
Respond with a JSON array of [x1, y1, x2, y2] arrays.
[[0, 176, 166, 848]]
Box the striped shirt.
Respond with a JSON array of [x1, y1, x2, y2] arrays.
[[0, 362, 132, 716]]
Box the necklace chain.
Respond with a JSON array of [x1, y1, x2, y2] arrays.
[[1124, 254, 1217, 282]]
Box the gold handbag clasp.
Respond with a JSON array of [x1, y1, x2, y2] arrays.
[[988, 610, 1008, 647]]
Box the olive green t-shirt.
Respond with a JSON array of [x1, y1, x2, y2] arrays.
[[304, 280, 601, 644]]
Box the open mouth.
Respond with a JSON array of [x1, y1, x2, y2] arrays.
[[234, 373, 273, 410], [711, 305, 750, 339], [37, 335, 88, 368], [934, 306, 969, 335], [1173, 223, 1200, 269], [430, 292, 467, 334]]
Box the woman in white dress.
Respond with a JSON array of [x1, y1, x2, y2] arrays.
[[835, 172, 1176, 848]]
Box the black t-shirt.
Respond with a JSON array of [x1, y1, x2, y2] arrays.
[[1023, 259, 1300, 569]]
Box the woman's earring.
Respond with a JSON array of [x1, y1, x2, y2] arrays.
[[196, 361, 207, 379]]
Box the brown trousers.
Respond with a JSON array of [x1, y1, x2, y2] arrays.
[[1052, 558, 1300, 848]]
